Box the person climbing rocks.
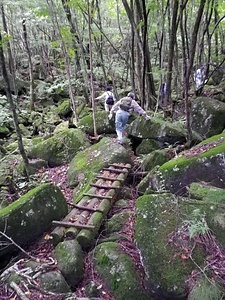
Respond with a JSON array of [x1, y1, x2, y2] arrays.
[[108, 92, 151, 144], [194, 65, 205, 96], [95, 86, 115, 112]]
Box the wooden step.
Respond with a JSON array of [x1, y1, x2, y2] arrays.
[[90, 183, 120, 189], [52, 220, 95, 230]]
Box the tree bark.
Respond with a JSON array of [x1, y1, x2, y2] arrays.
[[22, 19, 35, 111], [0, 32, 30, 178]]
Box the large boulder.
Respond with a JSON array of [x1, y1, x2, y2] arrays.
[[138, 133, 225, 195], [52, 239, 84, 287], [92, 242, 148, 300], [127, 115, 188, 142], [28, 128, 91, 166], [77, 110, 115, 135], [67, 137, 133, 200], [135, 193, 225, 299], [0, 183, 68, 260], [191, 97, 225, 138]]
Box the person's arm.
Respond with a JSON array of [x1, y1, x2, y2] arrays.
[[131, 100, 151, 120], [95, 92, 106, 100], [110, 100, 121, 113], [108, 100, 121, 119]]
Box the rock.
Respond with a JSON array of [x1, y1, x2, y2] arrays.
[[134, 193, 225, 299], [77, 110, 115, 135], [106, 211, 131, 234], [0, 183, 68, 260], [191, 97, 225, 138], [28, 128, 91, 166], [39, 271, 71, 293], [141, 149, 171, 171], [138, 133, 225, 195], [67, 137, 133, 200], [92, 242, 148, 300], [52, 239, 84, 287]]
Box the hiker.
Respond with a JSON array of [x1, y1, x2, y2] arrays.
[[108, 92, 151, 144], [95, 86, 115, 112], [194, 65, 205, 96]]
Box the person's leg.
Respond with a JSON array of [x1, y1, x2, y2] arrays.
[[105, 102, 110, 112], [115, 110, 129, 143]]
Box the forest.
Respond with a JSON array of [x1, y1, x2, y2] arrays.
[[1, 0, 225, 299]]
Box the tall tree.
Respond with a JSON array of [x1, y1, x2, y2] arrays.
[[22, 19, 35, 111], [0, 31, 30, 178], [183, 0, 207, 142]]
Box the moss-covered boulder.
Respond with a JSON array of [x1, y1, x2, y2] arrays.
[[134, 193, 225, 299], [28, 128, 91, 166], [141, 149, 171, 171], [188, 276, 225, 300], [92, 242, 148, 300], [67, 137, 133, 200], [0, 183, 68, 259], [56, 99, 72, 118], [127, 115, 188, 142], [52, 239, 84, 287], [106, 211, 131, 234], [0, 125, 10, 138], [188, 182, 225, 202], [77, 110, 115, 135], [138, 133, 225, 195], [191, 97, 225, 138], [135, 138, 161, 155], [39, 271, 71, 293]]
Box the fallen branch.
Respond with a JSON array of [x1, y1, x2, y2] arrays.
[[10, 281, 29, 300], [0, 231, 45, 262]]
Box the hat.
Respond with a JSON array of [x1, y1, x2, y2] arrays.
[[105, 86, 111, 91], [127, 92, 135, 99]]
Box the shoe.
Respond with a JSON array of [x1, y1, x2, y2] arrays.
[[117, 139, 123, 144]]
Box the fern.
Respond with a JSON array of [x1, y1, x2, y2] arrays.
[[185, 209, 210, 239]]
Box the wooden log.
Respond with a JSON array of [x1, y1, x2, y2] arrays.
[[65, 197, 99, 238], [52, 220, 95, 230], [49, 197, 91, 244], [90, 183, 120, 189], [108, 163, 132, 169], [68, 202, 103, 213], [49, 226, 66, 246], [76, 196, 113, 249], [102, 168, 128, 174], [95, 175, 124, 181], [76, 211, 105, 249], [83, 193, 113, 199]]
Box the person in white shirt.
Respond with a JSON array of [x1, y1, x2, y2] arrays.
[[194, 65, 205, 95], [95, 86, 115, 112]]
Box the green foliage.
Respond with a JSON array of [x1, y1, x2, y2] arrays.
[[184, 209, 210, 239], [189, 277, 225, 300]]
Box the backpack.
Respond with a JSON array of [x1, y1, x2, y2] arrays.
[[120, 97, 132, 111], [106, 95, 114, 105]]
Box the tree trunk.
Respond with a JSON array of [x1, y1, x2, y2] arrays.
[[22, 19, 35, 111], [164, 0, 179, 106], [1, 4, 18, 102], [184, 0, 206, 143], [0, 32, 30, 179]]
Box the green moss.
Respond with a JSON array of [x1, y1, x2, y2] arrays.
[[135, 194, 206, 298], [93, 242, 148, 299], [56, 99, 71, 116], [158, 134, 225, 175], [188, 276, 225, 300], [0, 183, 67, 258], [28, 128, 90, 166], [188, 183, 225, 202], [67, 137, 133, 201]]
